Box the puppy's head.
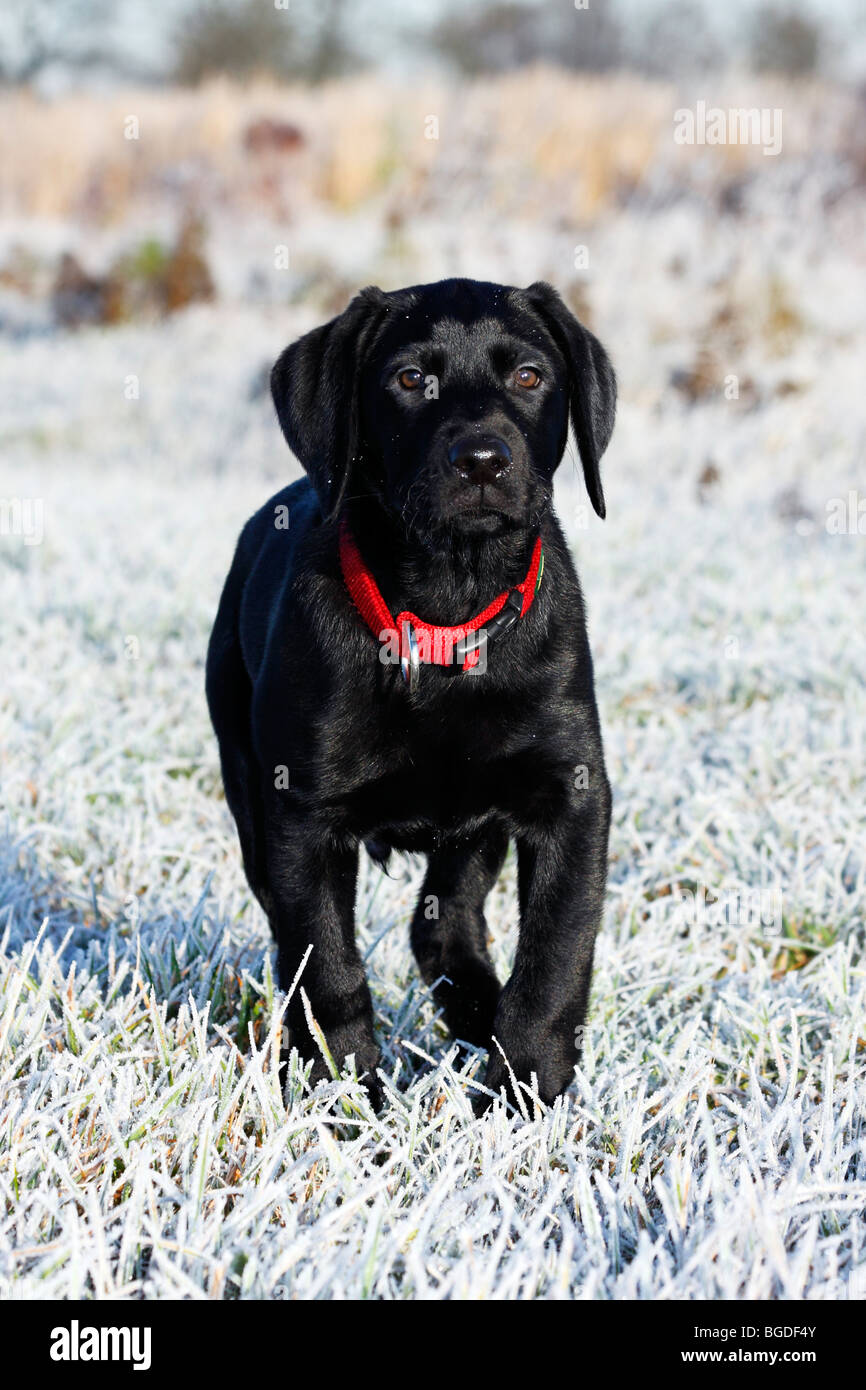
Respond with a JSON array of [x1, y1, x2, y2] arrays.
[[271, 278, 616, 541]]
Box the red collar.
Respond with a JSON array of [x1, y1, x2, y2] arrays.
[[339, 519, 544, 684]]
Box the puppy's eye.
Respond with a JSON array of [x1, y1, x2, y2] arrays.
[[397, 368, 424, 390], [514, 366, 542, 389]]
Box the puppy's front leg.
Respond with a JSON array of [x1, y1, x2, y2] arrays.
[[410, 826, 507, 1047], [264, 802, 380, 1100], [482, 775, 611, 1110]]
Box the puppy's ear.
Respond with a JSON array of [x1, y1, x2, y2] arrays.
[[270, 286, 387, 520], [524, 281, 616, 519]]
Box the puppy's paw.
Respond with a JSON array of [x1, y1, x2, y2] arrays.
[[309, 1039, 383, 1110], [479, 1033, 576, 1115]]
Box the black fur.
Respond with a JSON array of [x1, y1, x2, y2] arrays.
[[206, 277, 616, 1111]]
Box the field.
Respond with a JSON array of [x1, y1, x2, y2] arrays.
[[1, 73, 865, 1299]]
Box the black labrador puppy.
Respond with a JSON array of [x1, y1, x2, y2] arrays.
[[206, 277, 615, 1110]]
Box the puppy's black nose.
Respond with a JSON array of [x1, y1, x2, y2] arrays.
[[448, 435, 512, 485]]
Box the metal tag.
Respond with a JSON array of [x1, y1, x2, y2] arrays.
[[400, 620, 420, 692]]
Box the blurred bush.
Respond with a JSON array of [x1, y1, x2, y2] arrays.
[[50, 218, 215, 327]]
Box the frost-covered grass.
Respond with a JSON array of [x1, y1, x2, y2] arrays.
[[1, 161, 865, 1298]]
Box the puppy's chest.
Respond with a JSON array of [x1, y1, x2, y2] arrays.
[[341, 704, 559, 838]]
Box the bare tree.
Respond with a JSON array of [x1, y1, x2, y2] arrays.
[[174, 0, 357, 84], [430, 1, 621, 75], [627, 1, 726, 77], [174, 0, 298, 83], [0, 0, 157, 83], [750, 7, 821, 75]]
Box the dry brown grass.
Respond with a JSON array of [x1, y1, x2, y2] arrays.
[[0, 70, 853, 227]]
